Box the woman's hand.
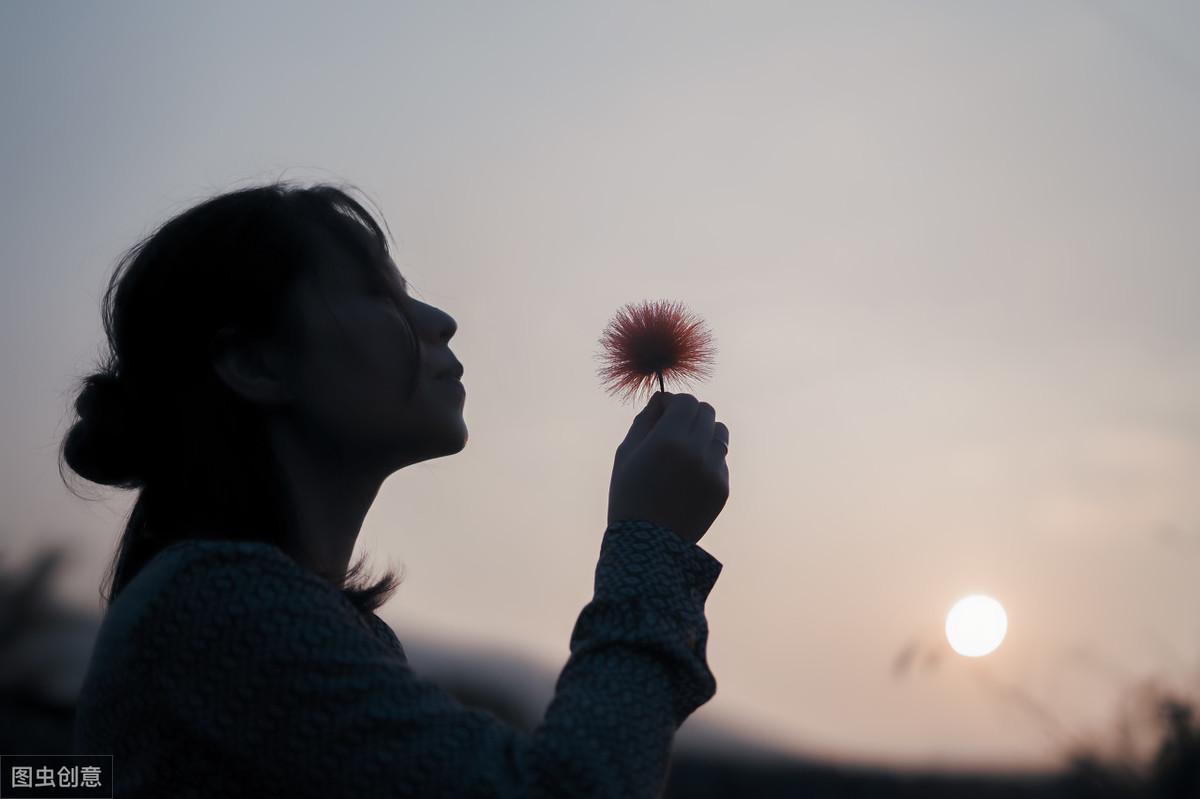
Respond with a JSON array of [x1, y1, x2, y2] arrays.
[[607, 391, 730, 546]]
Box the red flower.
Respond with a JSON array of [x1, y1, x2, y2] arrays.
[[595, 299, 716, 404]]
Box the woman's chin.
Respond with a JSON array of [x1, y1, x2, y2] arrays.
[[381, 416, 467, 470], [444, 427, 468, 454], [434, 418, 468, 456]]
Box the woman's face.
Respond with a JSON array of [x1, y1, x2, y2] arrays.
[[268, 229, 467, 473]]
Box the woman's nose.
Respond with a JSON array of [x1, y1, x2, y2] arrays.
[[435, 308, 457, 343], [408, 295, 458, 343], [417, 301, 456, 343]]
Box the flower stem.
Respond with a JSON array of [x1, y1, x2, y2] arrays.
[[657, 371, 665, 393]]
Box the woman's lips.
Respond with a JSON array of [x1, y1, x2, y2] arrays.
[[438, 377, 466, 399]]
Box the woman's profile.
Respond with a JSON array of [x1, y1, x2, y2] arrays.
[[61, 180, 731, 798]]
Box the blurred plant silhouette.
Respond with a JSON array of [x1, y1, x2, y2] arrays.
[[0, 540, 95, 753], [1057, 686, 1200, 798]]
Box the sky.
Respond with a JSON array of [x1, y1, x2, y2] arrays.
[[2, 0, 1199, 772]]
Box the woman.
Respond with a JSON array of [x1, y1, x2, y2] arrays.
[[62, 181, 731, 798]]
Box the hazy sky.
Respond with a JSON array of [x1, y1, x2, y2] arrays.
[[3, 0, 1198, 772]]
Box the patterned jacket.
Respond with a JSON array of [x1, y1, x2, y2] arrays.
[[74, 519, 723, 798]]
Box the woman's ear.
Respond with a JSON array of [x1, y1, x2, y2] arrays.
[[209, 325, 292, 406]]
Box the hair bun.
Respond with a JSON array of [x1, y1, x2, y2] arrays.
[[62, 370, 147, 488]]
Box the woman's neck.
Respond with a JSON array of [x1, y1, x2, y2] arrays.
[[267, 424, 385, 585]]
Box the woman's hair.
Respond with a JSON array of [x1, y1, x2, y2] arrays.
[[59, 180, 418, 614]]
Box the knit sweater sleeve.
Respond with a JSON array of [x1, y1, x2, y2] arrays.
[[90, 520, 722, 799]]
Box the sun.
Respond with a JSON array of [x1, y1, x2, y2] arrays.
[[945, 594, 1008, 657]]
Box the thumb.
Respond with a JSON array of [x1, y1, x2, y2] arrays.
[[619, 390, 670, 450]]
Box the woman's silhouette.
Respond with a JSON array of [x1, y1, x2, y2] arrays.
[[61, 181, 730, 798]]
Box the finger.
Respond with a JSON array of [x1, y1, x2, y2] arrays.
[[654, 392, 699, 438], [619, 390, 671, 450], [707, 430, 729, 461], [713, 421, 729, 448], [689, 402, 716, 448]]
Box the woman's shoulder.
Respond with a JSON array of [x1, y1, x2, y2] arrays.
[[130, 537, 314, 599], [98, 538, 347, 648], [152, 536, 296, 572], [75, 539, 404, 762]]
